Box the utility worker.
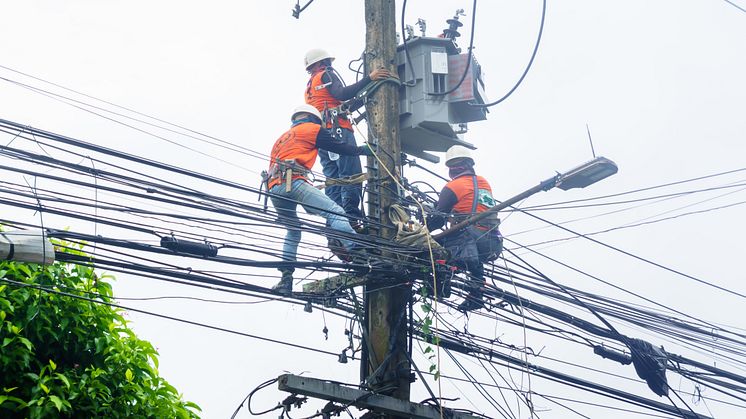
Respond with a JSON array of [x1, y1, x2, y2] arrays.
[[267, 104, 372, 295], [304, 48, 391, 229], [426, 145, 503, 311]]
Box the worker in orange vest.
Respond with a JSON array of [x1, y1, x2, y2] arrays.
[[267, 104, 372, 295], [427, 145, 503, 311], [304, 48, 391, 230]]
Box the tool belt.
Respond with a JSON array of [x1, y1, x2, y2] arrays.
[[475, 213, 501, 231], [268, 159, 310, 192], [451, 212, 501, 231]]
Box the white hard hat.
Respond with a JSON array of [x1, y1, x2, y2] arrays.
[[304, 48, 335, 69], [445, 145, 474, 166], [291, 104, 322, 122]]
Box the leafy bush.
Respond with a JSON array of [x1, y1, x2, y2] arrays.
[[0, 241, 200, 418]]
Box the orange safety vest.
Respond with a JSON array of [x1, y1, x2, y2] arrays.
[[305, 68, 353, 130], [267, 122, 320, 190], [446, 175, 499, 229]]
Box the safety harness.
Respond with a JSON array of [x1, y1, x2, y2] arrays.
[[267, 159, 311, 192], [321, 103, 347, 141], [468, 175, 500, 231]]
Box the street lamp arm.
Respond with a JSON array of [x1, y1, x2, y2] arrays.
[[431, 157, 618, 240]]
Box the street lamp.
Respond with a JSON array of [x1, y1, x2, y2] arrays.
[[433, 156, 618, 240], [556, 156, 618, 191]]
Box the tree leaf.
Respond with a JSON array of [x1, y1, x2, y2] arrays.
[[49, 395, 63, 411], [0, 252, 199, 416], [55, 373, 71, 389], [185, 401, 202, 411], [18, 337, 33, 351]]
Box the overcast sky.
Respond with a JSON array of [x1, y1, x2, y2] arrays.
[[2, 1, 746, 418]]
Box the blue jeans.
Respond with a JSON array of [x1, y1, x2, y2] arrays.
[[317, 128, 365, 220], [270, 179, 357, 270], [439, 227, 502, 284]]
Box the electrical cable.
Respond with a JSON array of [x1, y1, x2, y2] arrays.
[[292, 0, 317, 19], [231, 378, 281, 418], [471, 0, 546, 108], [426, 0, 478, 97], [723, 0, 746, 14], [523, 198, 746, 249], [0, 64, 274, 163], [5, 60, 744, 418], [519, 182, 746, 211], [521, 167, 746, 209], [0, 277, 341, 357], [512, 207, 746, 300]]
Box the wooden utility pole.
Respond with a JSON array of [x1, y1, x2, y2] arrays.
[[363, 0, 411, 405]]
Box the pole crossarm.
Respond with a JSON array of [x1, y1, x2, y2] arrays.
[[277, 374, 483, 419]]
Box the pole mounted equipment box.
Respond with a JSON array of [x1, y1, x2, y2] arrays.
[[396, 36, 489, 163]]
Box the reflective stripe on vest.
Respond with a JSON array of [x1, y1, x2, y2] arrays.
[[305, 69, 352, 130], [267, 123, 320, 189]]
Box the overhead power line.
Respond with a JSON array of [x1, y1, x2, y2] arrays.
[[0, 277, 340, 357], [514, 206, 746, 301], [473, 0, 546, 108], [723, 0, 746, 14]]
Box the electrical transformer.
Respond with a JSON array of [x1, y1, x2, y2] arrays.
[[396, 36, 488, 163]]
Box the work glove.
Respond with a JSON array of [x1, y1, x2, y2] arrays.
[[357, 144, 374, 156]]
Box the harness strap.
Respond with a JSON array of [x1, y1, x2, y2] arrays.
[[471, 176, 479, 214]]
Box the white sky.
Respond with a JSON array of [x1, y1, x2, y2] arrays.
[[2, 1, 746, 418]]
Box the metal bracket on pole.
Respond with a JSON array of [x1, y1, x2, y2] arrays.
[[277, 374, 483, 419]]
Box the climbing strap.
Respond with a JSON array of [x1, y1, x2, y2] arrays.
[[471, 176, 479, 214], [315, 172, 368, 190]]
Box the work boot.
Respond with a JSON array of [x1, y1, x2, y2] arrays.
[[271, 270, 294, 296], [328, 238, 352, 262], [457, 289, 484, 312]]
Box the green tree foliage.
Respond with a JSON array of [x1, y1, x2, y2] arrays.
[[0, 241, 201, 418]]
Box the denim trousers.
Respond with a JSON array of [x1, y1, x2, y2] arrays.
[[317, 128, 364, 219], [270, 179, 357, 270], [440, 227, 503, 285]]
